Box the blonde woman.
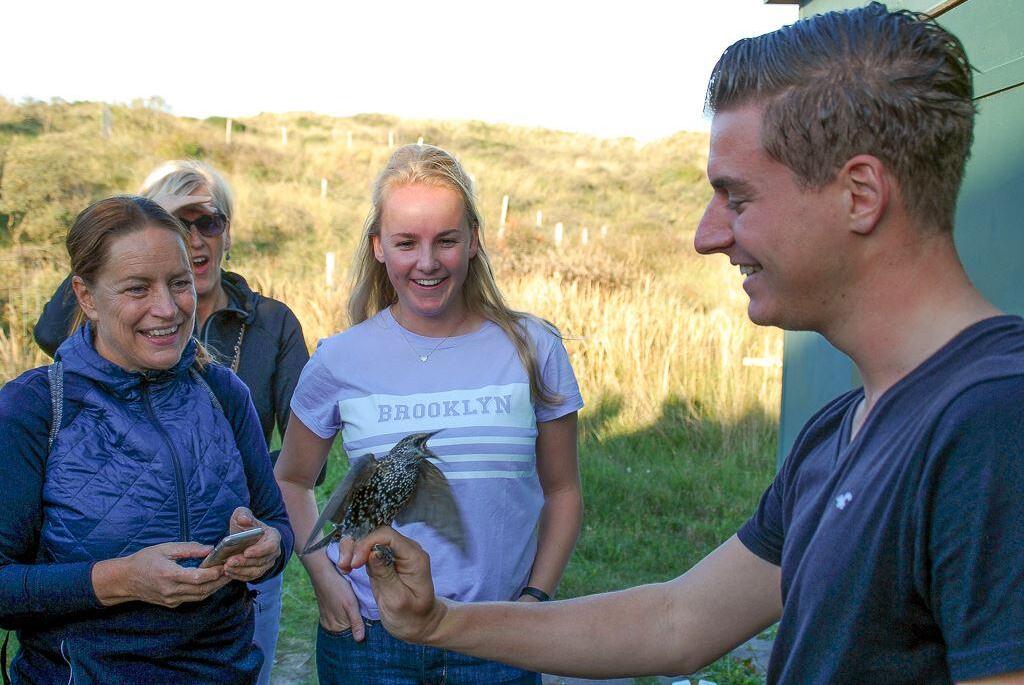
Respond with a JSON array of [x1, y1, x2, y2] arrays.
[[276, 144, 583, 684]]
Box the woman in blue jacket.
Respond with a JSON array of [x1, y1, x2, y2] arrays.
[[0, 196, 293, 684], [31, 161, 312, 685]]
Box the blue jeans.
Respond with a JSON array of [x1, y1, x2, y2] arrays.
[[250, 573, 283, 685], [316, 620, 540, 685]]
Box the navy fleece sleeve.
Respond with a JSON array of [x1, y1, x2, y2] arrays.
[[207, 366, 293, 581], [923, 377, 1024, 681], [272, 305, 308, 440], [0, 370, 103, 630], [32, 275, 77, 358]]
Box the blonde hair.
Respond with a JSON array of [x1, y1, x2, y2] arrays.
[[139, 160, 234, 221], [348, 144, 560, 405]]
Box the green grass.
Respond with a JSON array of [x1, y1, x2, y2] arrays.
[[270, 401, 776, 684]]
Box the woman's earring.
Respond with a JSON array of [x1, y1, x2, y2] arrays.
[[225, 250, 231, 262]]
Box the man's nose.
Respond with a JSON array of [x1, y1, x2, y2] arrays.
[[694, 198, 734, 255]]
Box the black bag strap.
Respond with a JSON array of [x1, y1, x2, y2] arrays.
[[47, 361, 63, 452], [189, 366, 224, 415]]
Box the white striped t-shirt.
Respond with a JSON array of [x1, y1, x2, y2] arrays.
[[290, 308, 583, 618]]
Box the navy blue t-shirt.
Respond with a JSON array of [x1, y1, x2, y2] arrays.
[[739, 316, 1024, 684]]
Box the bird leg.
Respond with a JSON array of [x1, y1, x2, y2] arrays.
[[371, 543, 396, 567]]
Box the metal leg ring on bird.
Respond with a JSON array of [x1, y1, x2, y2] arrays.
[[372, 543, 396, 567]]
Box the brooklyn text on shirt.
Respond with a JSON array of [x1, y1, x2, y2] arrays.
[[338, 384, 535, 436], [377, 394, 513, 423]]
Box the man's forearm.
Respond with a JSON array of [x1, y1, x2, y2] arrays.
[[420, 536, 782, 678], [427, 583, 699, 678]]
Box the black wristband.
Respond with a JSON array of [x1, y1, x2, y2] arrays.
[[519, 586, 551, 602]]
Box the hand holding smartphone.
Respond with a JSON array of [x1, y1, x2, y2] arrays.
[[199, 527, 264, 569]]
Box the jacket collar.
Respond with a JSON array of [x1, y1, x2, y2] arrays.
[[219, 270, 261, 325], [54, 322, 199, 398]]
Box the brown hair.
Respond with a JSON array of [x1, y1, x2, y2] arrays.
[[348, 144, 561, 405], [66, 195, 210, 366], [706, 1, 975, 232]]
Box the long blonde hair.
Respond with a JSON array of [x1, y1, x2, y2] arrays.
[[348, 144, 560, 405]]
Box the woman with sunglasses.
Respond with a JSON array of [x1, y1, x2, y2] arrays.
[[33, 160, 309, 685]]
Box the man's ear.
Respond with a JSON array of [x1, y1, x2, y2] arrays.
[[70, 275, 98, 322], [841, 154, 889, 236]]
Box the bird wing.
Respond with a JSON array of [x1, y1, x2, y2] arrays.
[[301, 453, 377, 555], [394, 459, 468, 556]]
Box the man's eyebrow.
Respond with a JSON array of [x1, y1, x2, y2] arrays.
[[709, 176, 755, 195]]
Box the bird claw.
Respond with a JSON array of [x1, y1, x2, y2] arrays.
[[372, 543, 396, 567]]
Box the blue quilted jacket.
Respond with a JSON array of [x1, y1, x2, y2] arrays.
[[0, 326, 292, 684], [42, 327, 251, 562]]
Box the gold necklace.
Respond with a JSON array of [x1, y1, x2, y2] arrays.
[[392, 307, 466, 363]]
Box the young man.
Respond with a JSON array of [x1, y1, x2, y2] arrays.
[[338, 3, 1024, 683]]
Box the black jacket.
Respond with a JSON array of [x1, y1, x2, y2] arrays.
[[34, 271, 310, 468]]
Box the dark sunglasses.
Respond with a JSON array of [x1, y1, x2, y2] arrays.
[[179, 212, 229, 238]]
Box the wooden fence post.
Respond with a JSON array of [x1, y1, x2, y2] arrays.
[[281, 126, 288, 146], [388, 130, 394, 147], [581, 226, 589, 245], [554, 222, 564, 248], [321, 178, 328, 200], [535, 210, 543, 229], [101, 105, 112, 139], [325, 252, 336, 287], [225, 118, 233, 145], [499, 195, 509, 238]]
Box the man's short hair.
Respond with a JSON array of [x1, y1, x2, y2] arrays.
[[706, 1, 975, 232]]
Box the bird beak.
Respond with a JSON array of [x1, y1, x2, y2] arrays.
[[417, 430, 441, 444]]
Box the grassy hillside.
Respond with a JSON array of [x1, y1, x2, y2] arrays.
[[0, 98, 777, 684]]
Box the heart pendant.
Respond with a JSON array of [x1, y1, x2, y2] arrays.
[[419, 355, 428, 362]]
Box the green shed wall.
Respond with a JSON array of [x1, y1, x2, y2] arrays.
[[778, 0, 1024, 462]]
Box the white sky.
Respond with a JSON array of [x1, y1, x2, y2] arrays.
[[5, 1, 797, 141]]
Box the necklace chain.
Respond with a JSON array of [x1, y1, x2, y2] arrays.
[[392, 307, 465, 363]]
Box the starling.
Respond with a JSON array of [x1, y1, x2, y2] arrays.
[[301, 431, 466, 564]]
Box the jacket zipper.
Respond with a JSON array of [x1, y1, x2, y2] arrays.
[[142, 380, 191, 542]]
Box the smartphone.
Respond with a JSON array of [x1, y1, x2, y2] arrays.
[[199, 527, 264, 568]]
